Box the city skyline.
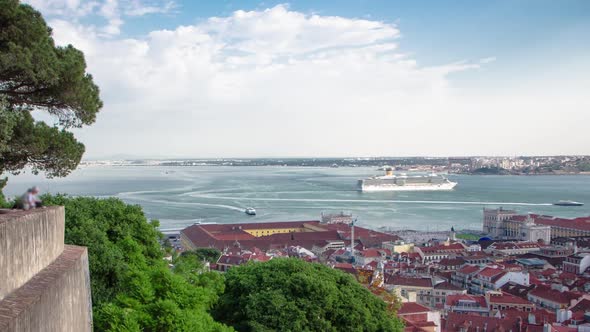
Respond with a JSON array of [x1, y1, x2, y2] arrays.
[[25, 0, 590, 158]]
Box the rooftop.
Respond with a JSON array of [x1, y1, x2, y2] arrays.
[[434, 281, 464, 291], [528, 286, 582, 304], [398, 302, 431, 315], [457, 265, 481, 275], [182, 220, 397, 251], [445, 294, 487, 308], [418, 243, 466, 253], [386, 276, 433, 288], [487, 292, 532, 305]]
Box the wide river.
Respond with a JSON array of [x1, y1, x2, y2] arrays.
[[4, 166, 590, 231]]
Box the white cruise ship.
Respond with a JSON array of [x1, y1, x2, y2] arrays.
[[358, 168, 457, 192]]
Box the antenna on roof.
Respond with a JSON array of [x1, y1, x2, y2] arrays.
[[350, 217, 357, 258]]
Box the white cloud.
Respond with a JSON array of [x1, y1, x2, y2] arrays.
[[24, 0, 176, 36], [125, 0, 176, 16], [28, 4, 590, 157], [23, 0, 100, 17], [479, 56, 496, 64]]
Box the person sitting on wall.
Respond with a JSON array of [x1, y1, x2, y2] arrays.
[[16, 186, 43, 210]]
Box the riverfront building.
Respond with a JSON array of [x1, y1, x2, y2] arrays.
[[483, 207, 590, 240], [180, 219, 399, 252], [482, 208, 587, 242], [483, 208, 551, 243]]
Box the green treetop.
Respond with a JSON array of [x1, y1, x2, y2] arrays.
[[214, 258, 404, 332], [42, 195, 233, 332], [0, 0, 102, 184]]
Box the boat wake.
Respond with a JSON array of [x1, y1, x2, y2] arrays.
[[190, 193, 552, 206]]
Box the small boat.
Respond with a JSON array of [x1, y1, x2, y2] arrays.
[[553, 200, 584, 207], [245, 207, 256, 215]]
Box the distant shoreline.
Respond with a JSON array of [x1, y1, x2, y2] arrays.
[[76, 163, 590, 176], [456, 171, 590, 176]]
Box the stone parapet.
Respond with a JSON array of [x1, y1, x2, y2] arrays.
[[0, 245, 92, 332], [0, 207, 65, 300]]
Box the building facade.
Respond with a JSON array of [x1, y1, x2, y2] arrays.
[[562, 252, 590, 275], [484, 208, 590, 241]]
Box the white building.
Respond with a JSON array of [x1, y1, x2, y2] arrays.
[[482, 208, 551, 243], [563, 252, 590, 275]]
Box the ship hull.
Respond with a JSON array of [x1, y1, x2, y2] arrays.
[[553, 202, 583, 207], [359, 181, 457, 192]]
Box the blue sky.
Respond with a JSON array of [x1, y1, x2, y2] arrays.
[[24, 0, 590, 157], [119, 1, 590, 65]]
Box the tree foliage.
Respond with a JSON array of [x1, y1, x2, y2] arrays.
[[42, 195, 232, 332], [0, 0, 102, 178], [180, 248, 222, 264], [214, 258, 404, 332]]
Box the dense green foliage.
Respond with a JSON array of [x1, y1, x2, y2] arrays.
[[180, 248, 223, 264], [42, 195, 232, 332], [0, 177, 8, 207], [471, 167, 509, 175], [0, 0, 102, 179], [214, 258, 404, 332], [456, 233, 480, 240], [39, 195, 404, 331]]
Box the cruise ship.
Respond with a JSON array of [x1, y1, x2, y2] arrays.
[[358, 168, 457, 192]]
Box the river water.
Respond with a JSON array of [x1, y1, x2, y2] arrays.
[[4, 166, 590, 231]]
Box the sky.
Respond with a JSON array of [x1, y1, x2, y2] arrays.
[[24, 0, 590, 158]]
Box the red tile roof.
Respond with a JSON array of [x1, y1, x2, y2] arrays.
[[403, 320, 434, 332], [359, 249, 382, 257], [502, 308, 556, 324], [445, 294, 487, 308], [463, 251, 490, 258], [439, 257, 466, 266], [365, 261, 379, 269], [333, 262, 356, 275], [534, 216, 590, 232], [419, 243, 466, 254], [398, 302, 431, 315], [528, 286, 583, 304], [487, 292, 532, 305], [445, 311, 550, 332], [538, 268, 557, 277], [445, 313, 510, 332], [457, 265, 481, 275], [182, 220, 399, 252], [550, 326, 578, 332], [386, 276, 433, 288], [476, 267, 505, 278], [491, 242, 519, 250], [500, 282, 536, 299], [570, 298, 590, 313]]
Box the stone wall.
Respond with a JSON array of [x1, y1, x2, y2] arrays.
[[0, 207, 65, 300], [0, 208, 92, 332], [0, 246, 92, 332]]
